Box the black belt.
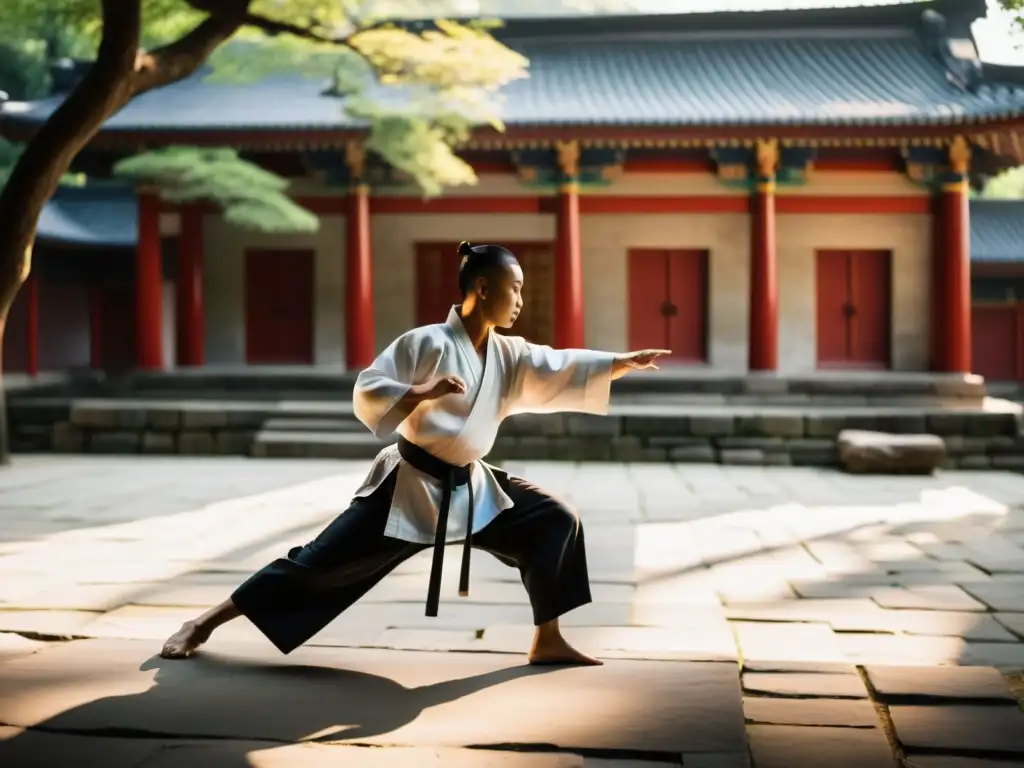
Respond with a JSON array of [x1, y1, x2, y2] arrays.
[[396, 436, 475, 617]]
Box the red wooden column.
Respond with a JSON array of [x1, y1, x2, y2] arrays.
[[135, 191, 164, 370], [345, 141, 374, 369], [88, 283, 103, 370], [176, 205, 205, 366], [555, 140, 584, 349], [936, 136, 972, 373], [25, 275, 39, 376], [748, 139, 780, 371]]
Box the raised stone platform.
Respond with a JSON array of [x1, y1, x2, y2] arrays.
[[7, 370, 1019, 467]]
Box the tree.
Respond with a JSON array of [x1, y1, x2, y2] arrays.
[[981, 165, 1024, 198], [999, 0, 1024, 32], [0, 0, 532, 464]]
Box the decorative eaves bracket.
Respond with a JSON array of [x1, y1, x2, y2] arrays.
[[709, 145, 817, 190]]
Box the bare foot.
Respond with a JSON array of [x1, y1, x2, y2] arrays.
[[528, 631, 603, 666], [160, 620, 210, 659]]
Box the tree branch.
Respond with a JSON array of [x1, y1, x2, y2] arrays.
[[0, 0, 143, 302]]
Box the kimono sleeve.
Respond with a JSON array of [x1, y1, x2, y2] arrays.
[[507, 338, 616, 416], [352, 329, 444, 438]]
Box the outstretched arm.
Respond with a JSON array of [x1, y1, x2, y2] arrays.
[[508, 342, 671, 416]]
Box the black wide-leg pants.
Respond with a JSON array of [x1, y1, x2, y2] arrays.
[[230, 467, 593, 655]]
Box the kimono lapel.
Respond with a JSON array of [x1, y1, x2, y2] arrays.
[[445, 307, 500, 455], [447, 306, 484, 388]]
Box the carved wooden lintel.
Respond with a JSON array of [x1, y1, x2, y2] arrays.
[[949, 135, 972, 176], [555, 139, 580, 179], [345, 140, 366, 182], [755, 138, 779, 178]]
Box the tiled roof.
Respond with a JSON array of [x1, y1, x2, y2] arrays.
[[36, 185, 137, 248], [971, 200, 1024, 262], [4, 21, 1024, 133]]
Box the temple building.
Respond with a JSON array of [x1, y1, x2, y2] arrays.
[[3, 0, 1024, 381]]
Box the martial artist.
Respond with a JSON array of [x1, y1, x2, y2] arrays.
[[161, 241, 669, 665]]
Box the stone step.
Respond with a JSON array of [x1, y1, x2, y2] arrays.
[[261, 418, 364, 432], [252, 430, 393, 459]]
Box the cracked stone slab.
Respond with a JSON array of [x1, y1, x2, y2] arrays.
[[0, 725, 167, 768], [746, 724, 895, 768], [828, 610, 1017, 641], [742, 696, 879, 727], [864, 665, 1017, 703], [478, 624, 738, 661], [137, 742, 588, 768], [0, 639, 747, 755], [741, 672, 869, 699], [0, 610, 98, 638], [888, 705, 1024, 754], [730, 621, 843, 663]]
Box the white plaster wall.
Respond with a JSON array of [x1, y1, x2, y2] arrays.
[[776, 213, 932, 372], [202, 214, 346, 366]]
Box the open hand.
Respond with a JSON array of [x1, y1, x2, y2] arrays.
[[625, 349, 671, 370], [419, 374, 467, 400]]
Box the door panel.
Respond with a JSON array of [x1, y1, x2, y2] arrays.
[[629, 249, 708, 362], [816, 250, 850, 365], [972, 305, 1019, 381], [667, 249, 708, 362], [244, 249, 314, 365], [848, 249, 891, 366]]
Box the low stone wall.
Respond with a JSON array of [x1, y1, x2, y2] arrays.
[[10, 397, 1024, 469]]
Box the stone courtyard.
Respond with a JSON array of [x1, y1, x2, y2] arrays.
[[4, 456, 1024, 766]]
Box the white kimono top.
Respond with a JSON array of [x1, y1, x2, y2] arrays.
[[352, 306, 617, 544]]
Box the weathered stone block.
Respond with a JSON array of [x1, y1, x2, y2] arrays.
[[565, 413, 620, 436], [215, 430, 253, 455], [760, 452, 793, 466], [755, 414, 805, 437], [610, 437, 666, 463], [958, 454, 992, 470], [647, 435, 711, 448], [147, 408, 181, 430], [688, 415, 735, 437], [178, 430, 215, 455], [720, 448, 765, 465], [225, 409, 270, 429], [788, 438, 838, 466], [181, 408, 228, 429], [838, 429, 945, 475], [805, 414, 846, 438], [559, 436, 613, 461], [51, 422, 83, 453], [967, 412, 1018, 438], [622, 416, 690, 436], [926, 413, 967, 435], [943, 436, 991, 455], [670, 444, 717, 463], [984, 436, 1018, 455], [90, 431, 141, 454], [717, 437, 786, 451], [70, 404, 118, 428], [142, 432, 175, 454], [112, 409, 147, 429], [991, 455, 1024, 472]]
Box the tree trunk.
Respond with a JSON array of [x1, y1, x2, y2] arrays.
[[0, 1, 245, 464]]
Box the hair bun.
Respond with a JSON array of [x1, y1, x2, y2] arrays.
[[457, 241, 474, 257]]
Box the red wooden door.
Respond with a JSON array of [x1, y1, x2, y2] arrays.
[[972, 305, 1022, 381], [245, 249, 314, 364], [816, 250, 891, 368], [628, 249, 707, 362], [415, 242, 555, 345]]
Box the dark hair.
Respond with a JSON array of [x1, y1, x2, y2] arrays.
[[457, 241, 519, 296]]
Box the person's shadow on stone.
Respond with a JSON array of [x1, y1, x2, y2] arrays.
[[0, 650, 558, 768]]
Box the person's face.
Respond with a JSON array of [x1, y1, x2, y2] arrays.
[[479, 260, 524, 329]]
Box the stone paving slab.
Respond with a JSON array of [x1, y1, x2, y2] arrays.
[[0, 639, 748, 756], [889, 705, 1024, 754], [742, 696, 880, 727], [864, 665, 1018, 703], [746, 724, 895, 768]]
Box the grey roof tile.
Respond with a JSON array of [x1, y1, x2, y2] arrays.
[[36, 185, 137, 247], [5, 30, 1024, 132], [971, 199, 1024, 262]]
